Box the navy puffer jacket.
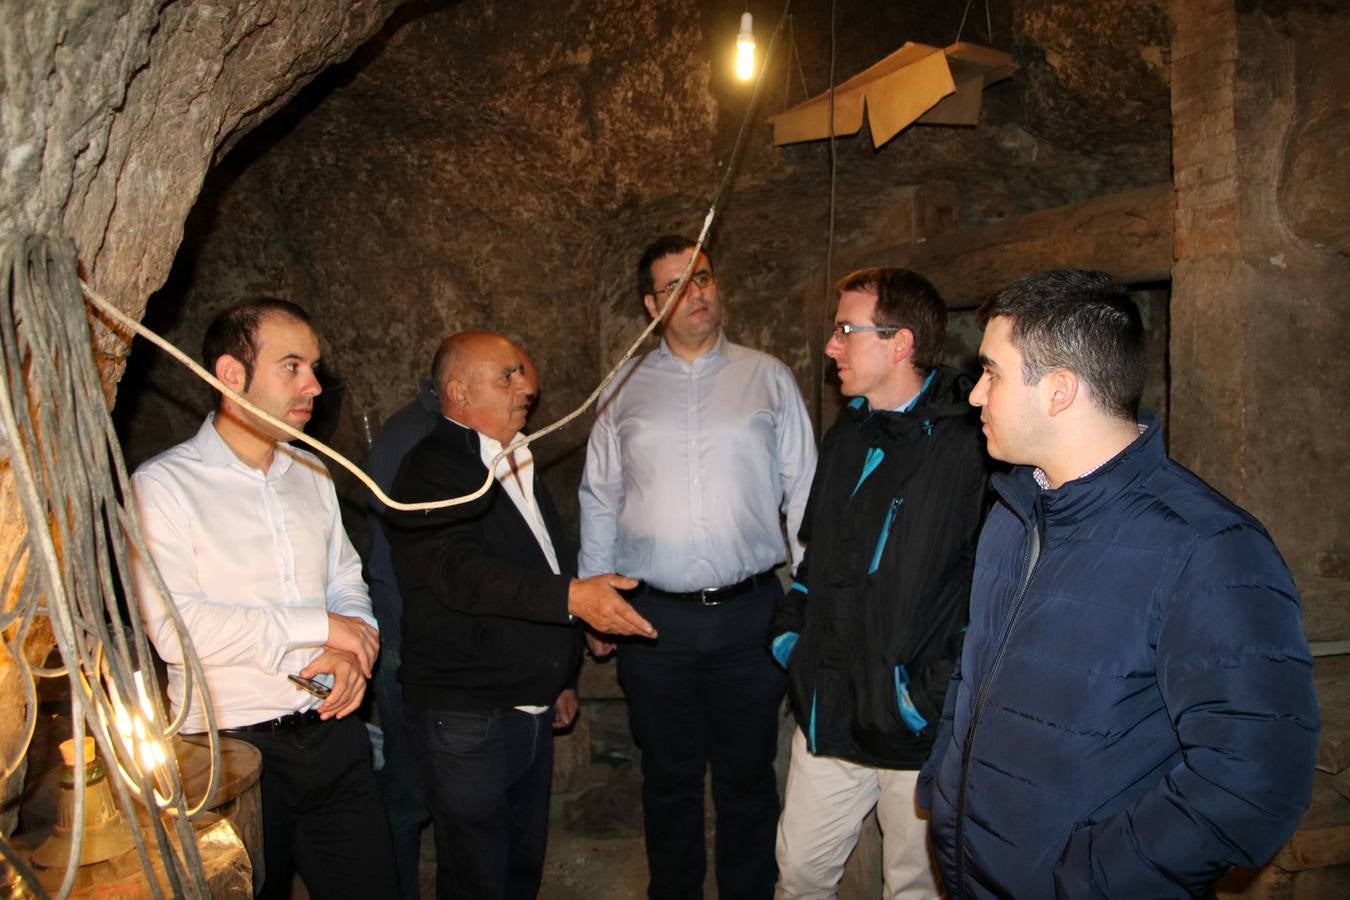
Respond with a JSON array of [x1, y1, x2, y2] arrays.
[[919, 422, 1319, 899]]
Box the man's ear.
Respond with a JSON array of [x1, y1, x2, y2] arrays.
[[642, 293, 660, 321], [891, 328, 915, 365], [1046, 368, 1079, 417], [214, 354, 246, 397], [446, 378, 468, 410]]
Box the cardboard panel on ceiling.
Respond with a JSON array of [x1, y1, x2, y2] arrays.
[[769, 41, 1017, 145]]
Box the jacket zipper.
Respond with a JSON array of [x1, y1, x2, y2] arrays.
[[953, 501, 1044, 898], [868, 498, 903, 574]]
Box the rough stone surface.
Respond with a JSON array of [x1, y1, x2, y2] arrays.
[[1169, 0, 1350, 641], [1015, 0, 1172, 160], [1277, 11, 1350, 253], [2, 1, 402, 370], [115, 0, 1176, 548]]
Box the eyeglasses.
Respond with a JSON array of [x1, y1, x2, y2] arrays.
[[830, 323, 899, 340], [656, 270, 716, 301]]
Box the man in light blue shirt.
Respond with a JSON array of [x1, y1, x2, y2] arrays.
[[579, 235, 817, 899]]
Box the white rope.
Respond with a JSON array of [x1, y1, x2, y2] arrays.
[[79, 0, 794, 513], [80, 208, 717, 513]]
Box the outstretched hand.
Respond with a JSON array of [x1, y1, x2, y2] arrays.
[[567, 574, 654, 638]]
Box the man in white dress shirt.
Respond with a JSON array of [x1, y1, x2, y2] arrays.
[[133, 299, 396, 899]]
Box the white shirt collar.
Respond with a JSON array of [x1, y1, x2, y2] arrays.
[[196, 413, 294, 477], [656, 330, 727, 366]]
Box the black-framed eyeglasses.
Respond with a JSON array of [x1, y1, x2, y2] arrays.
[[657, 270, 716, 300], [830, 323, 899, 340]]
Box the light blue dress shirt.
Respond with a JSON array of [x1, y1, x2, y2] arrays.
[[579, 333, 817, 592]]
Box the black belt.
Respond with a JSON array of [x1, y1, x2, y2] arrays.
[[642, 570, 778, 605], [222, 709, 323, 735]]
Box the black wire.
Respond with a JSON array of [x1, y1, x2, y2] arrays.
[[815, 0, 839, 439], [706, 0, 795, 226]]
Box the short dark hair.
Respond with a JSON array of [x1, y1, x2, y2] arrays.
[[202, 298, 311, 399], [637, 235, 712, 298], [836, 267, 947, 370], [977, 269, 1144, 420]]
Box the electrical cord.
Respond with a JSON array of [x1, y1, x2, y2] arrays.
[[1, 234, 214, 899], [815, 0, 839, 439], [80, 0, 795, 518]]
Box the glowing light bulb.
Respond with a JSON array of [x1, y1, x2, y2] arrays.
[[736, 12, 755, 81]]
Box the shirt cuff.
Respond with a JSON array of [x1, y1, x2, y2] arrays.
[[287, 606, 331, 652]]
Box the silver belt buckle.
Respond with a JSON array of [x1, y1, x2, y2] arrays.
[[698, 587, 722, 606]]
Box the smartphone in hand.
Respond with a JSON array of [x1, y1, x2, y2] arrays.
[[288, 673, 332, 699]]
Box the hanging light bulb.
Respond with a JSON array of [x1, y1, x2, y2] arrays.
[[735, 12, 756, 81]]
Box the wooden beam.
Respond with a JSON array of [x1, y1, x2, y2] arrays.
[[834, 182, 1173, 309]]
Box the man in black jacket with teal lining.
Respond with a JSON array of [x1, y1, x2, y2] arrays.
[[770, 269, 988, 898]]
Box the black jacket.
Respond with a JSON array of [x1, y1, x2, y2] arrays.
[[770, 366, 988, 768], [389, 417, 582, 711]]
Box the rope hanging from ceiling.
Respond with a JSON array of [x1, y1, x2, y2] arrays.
[[84, 0, 796, 516]]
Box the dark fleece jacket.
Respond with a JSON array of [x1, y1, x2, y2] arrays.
[[389, 417, 582, 712]]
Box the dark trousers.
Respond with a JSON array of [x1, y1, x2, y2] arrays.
[[226, 714, 397, 899], [618, 580, 787, 900], [372, 646, 433, 900], [405, 703, 554, 900]]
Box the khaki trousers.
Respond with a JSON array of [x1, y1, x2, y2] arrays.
[[776, 728, 940, 900]]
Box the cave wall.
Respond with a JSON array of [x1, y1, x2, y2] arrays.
[[1169, 0, 1350, 640], [118, 0, 1172, 545]]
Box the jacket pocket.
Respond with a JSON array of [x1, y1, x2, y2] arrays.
[[893, 665, 929, 734], [907, 657, 955, 728]]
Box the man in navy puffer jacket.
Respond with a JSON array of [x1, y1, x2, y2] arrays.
[[919, 269, 1319, 899]]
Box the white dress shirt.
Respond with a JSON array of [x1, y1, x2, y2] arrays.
[[131, 415, 376, 732], [471, 426, 561, 576], [578, 334, 817, 591]]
